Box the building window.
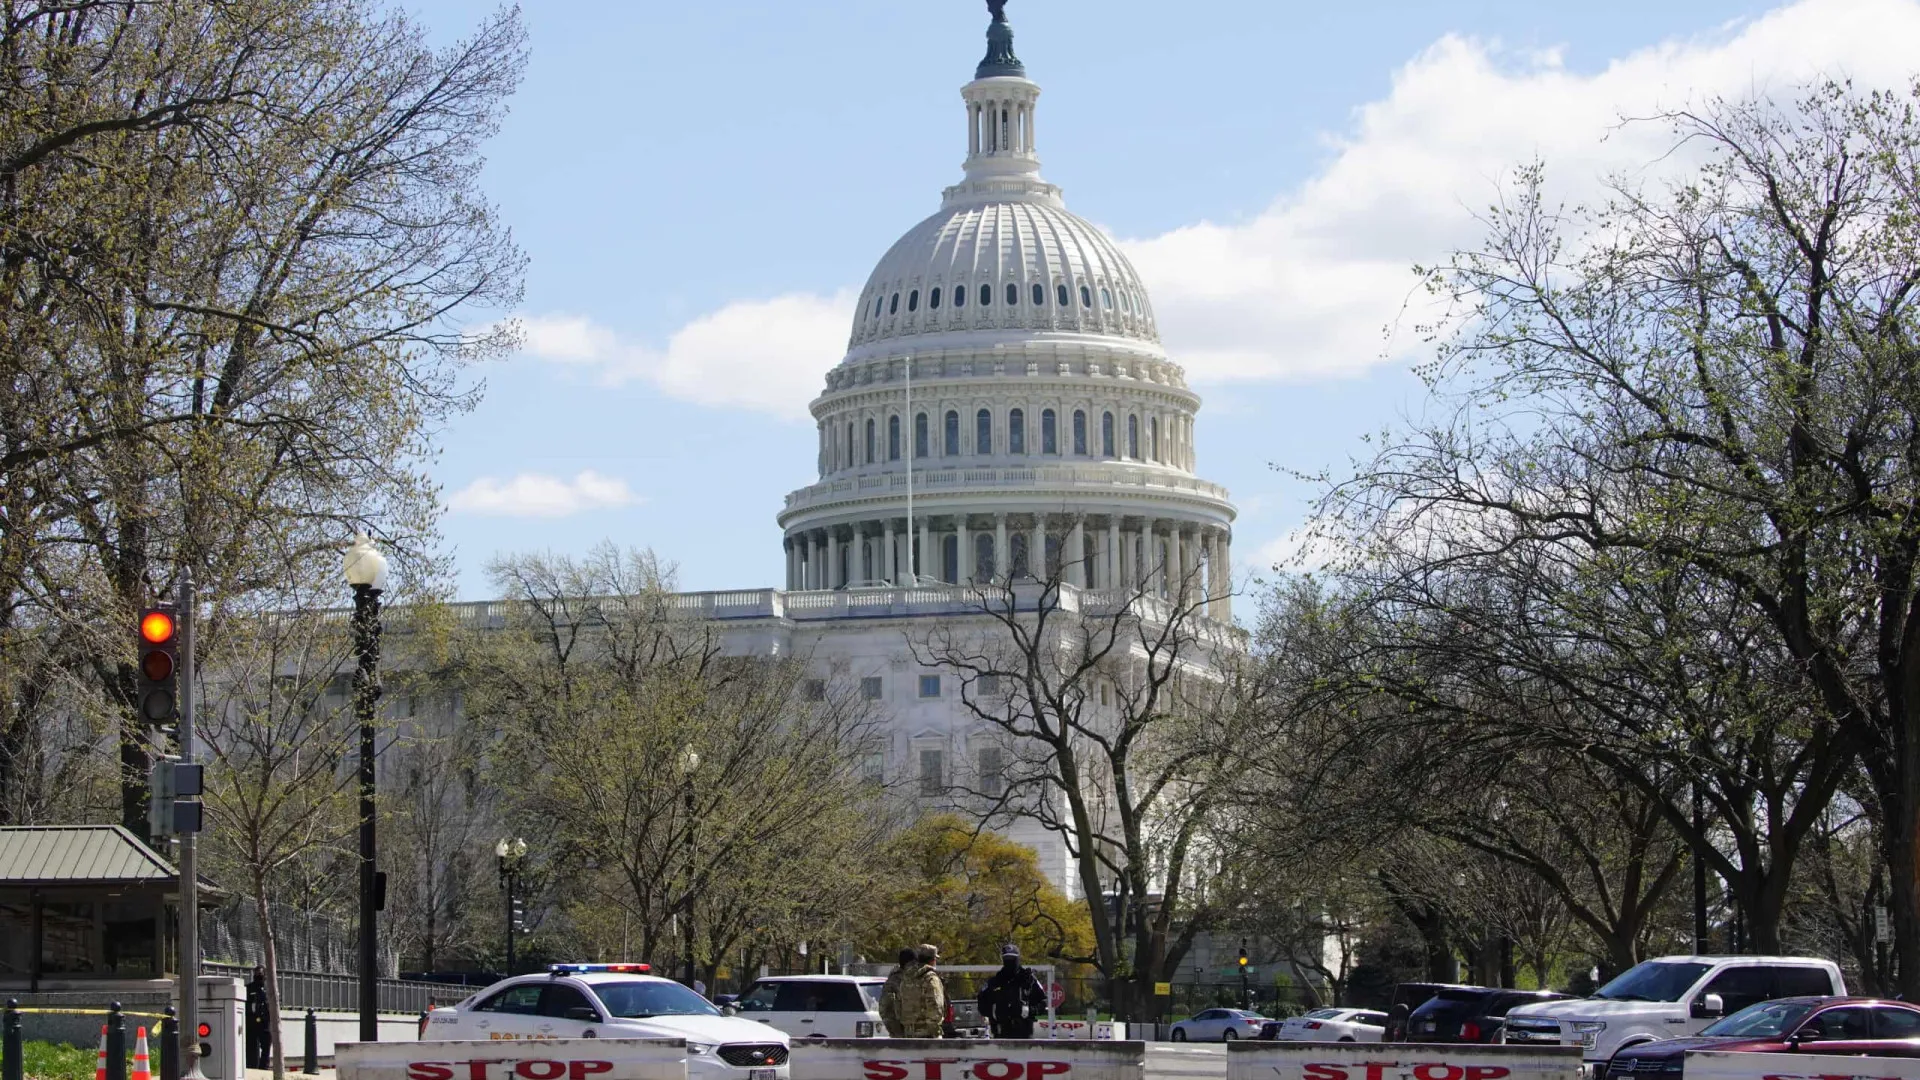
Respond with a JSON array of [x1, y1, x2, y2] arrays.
[[981, 283, 993, 306], [1041, 409, 1057, 454], [908, 289, 919, 312], [803, 679, 827, 702], [975, 533, 995, 579], [945, 410, 960, 456], [976, 408, 992, 455], [915, 412, 929, 458], [890, 292, 899, 314], [1073, 410, 1087, 455], [874, 295, 884, 317], [979, 748, 1005, 797], [1009, 409, 1026, 454], [954, 284, 966, 308], [942, 534, 959, 583], [864, 753, 887, 784], [919, 674, 942, 698], [889, 415, 901, 460], [919, 749, 945, 795], [1102, 412, 1115, 456], [861, 676, 883, 701], [1121, 291, 1132, 313], [1128, 415, 1139, 459], [1006, 282, 1019, 306], [1032, 283, 1045, 306], [930, 287, 942, 310], [866, 418, 876, 464], [1102, 287, 1113, 308], [1150, 417, 1160, 461], [845, 422, 854, 469], [1056, 283, 1070, 307], [979, 675, 1001, 697], [1010, 533, 1030, 577], [1081, 285, 1093, 308]]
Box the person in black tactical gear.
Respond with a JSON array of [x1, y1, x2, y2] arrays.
[[979, 944, 1048, 1039], [245, 966, 272, 1068]]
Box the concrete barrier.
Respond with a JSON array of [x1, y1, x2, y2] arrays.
[[1225, 1042, 1584, 1080], [790, 1038, 1146, 1080], [336, 1038, 688, 1080], [275, 1010, 423, 1061], [1685, 1050, 1920, 1080]]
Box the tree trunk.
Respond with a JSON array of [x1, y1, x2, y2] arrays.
[[254, 882, 286, 1080]]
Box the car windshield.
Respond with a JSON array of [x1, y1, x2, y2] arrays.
[[591, 980, 720, 1018], [1701, 1000, 1819, 1038], [1594, 961, 1713, 1003]]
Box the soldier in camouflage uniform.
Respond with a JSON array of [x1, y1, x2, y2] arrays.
[[878, 947, 916, 1037], [895, 943, 948, 1038]]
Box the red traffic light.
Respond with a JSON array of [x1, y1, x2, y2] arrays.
[[196, 1023, 211, 1038], [140, 610, 176, 644]]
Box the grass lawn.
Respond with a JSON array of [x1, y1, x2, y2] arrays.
[[21, 1039, 134, 1080]]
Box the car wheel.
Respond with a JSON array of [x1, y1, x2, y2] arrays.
[[1339, 1037, 1354, 1043], [1224, 1029, 1239, 1041], [1172, 1029, 1188, 1042]]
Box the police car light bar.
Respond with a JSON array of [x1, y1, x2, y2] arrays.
[[549, 963, 652, 974]]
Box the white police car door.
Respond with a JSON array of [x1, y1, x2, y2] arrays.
[[467, 982, 544, 1040], [534, 983, 604, 1039]]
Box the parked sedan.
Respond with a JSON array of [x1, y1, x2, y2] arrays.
[[1407, 987, 1570, 1044], [1262, 1008, 1390, 1042], [1604, 996, 1920, 1079], [1171, 1008, 1270, 1042]]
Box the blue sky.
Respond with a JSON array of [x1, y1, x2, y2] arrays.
[[406, 0, 1920, 601]]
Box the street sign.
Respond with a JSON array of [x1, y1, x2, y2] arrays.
[[1153, 983, 1171, 997], [1050, 982, 1066, 1009]]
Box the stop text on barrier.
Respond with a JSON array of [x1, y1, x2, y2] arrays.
[[1301, 1064, 1513, 1080], [863, 1059, 1073, 1080], [404, 1059, 617, 1080]]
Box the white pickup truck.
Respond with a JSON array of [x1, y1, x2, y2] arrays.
[[1503, 955, 1845, 1073]]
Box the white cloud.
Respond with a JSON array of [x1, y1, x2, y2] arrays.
[[518, 290, 856, 421], [446, 470, 643, 518], [512, 0, 1920, 412], [1125, 0, 1920, 383]]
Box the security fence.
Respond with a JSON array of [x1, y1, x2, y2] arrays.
[[204, 963, 474, 1014]]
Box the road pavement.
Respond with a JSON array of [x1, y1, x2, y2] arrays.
[[1146, 1042, 1228, 1080]]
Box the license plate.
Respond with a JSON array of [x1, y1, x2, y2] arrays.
[[749, 1071, 779, 1080]]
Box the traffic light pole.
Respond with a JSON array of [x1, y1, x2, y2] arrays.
[[177, 577, 203, 1080]]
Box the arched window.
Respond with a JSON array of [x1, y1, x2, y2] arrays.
[[874, 295, 884, 317], [1041, 409, 1058, 454], [1010, 533, 1030, 578], [942, 535, 959, 584], [1006, 282, 1019, 306], [976, 408, 992, 455], [1032, 283, 1045, 306], [944, 410, 960, 456], [981, 283, 993, 306], [1101, 412, 1115, 457], [1127, 415, 1139, 459], [1120, 291, 1131, 314], [954, 284, 966, 308], [1101, 287, 1113, 308], [915, 412, 929, 459], [1009, 408, 1026, 455], [1150, 416, 1160, 462], [1081, 285, 1093, 308], [889, 292, 900, 314], [907, 289, 919, 312], [930, 287, 942, 310], [889, 415, 901, 461], [866, 418, 876, 463], [1056, 283, 1070, 307], [1072, 410, 1087, 455], [975, 533, 996, 581]]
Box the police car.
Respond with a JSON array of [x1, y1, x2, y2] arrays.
[[422, 964, 789, 1080]]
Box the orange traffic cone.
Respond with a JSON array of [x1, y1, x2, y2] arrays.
[[131, 1026, 151, 1080], [94, 1026, 107, 1080]]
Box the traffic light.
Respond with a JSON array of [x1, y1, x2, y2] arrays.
[[1238, 947, 1249, 969], [136, 606, 179, 724]]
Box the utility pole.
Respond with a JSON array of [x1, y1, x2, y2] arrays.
[[178, 577, 204, 1080]]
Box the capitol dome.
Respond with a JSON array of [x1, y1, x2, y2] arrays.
[[777, 2, 1235, 621]]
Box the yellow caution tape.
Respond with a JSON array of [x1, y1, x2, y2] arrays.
[[5, 1008, 170, 1018]]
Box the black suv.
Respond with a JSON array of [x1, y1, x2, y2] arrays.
[[1406, 987, 1571, 1044]]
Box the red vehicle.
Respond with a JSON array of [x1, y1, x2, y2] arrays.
[[1604, 997, 1920, 1079]]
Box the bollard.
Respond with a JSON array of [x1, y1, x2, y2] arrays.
[[106, 1004, 127, 1080], [302, 1010, 318, 1075], [4, 999, 23, 1080], [159, 1007, 178, 1080]]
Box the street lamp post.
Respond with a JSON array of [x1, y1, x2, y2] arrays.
[[679, 748, 700, 989], [496, 838, 528, 974], [344, 534, 389, 1043]]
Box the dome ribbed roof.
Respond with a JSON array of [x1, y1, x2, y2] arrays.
[[847, 200, 1158, 354]]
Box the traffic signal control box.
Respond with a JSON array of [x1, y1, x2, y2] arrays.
[[194, 976, 244, 1080]]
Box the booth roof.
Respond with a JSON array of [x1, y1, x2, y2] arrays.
[[0, 825, 177, 886]]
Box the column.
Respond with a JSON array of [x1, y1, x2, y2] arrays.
[[1141, 519, 1158, 595], [970, 103, 981, 155], [1168, 525, 1184, 603], [826, 530, 841, 590], [1219, 533, 1233, 621], [884, 520, 897, 585], [1104, 520, 1119, 592], [994, 514, 1009, 582], [1066, 516, 1086, 588], [959, 516, 974, 583], [800, 532, 815, 590], [784, 538, 794, 590], [919, 519, 933, 583], [1030, 514, 1047, 580]]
